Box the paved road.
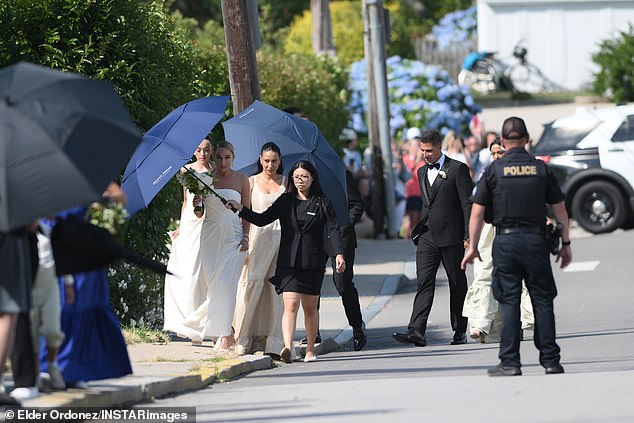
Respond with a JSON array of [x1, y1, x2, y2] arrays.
[[145, 228, 634, 423]]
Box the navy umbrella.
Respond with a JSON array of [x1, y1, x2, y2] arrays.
[[121, 96, 229, 217], [0, 62, 141, 231], [222, 100, 349, 225]]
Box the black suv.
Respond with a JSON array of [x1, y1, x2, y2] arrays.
[[532, 105, 634, 234]]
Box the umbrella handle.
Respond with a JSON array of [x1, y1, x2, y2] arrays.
[[183, 167, 237, 213]]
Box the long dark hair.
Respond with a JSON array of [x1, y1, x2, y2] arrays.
[[254, 142, 284, 175], [286, 160, 322, 199]]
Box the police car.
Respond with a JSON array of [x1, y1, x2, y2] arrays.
[[532, 105, 634, 234]]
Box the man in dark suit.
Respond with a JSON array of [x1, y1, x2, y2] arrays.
[[393, 129, 472, 346], [324, 171, 367, 350]]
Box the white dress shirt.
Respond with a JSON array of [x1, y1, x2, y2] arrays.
[[427, 154, 446, 186]]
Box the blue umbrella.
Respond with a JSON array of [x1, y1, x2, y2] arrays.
[[222, 100, 349, 225], [121, 96, 229, 217]]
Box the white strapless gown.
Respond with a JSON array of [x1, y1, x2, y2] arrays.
[[163, 189, 245, 342]]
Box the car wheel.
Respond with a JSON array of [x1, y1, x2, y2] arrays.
[[571, 181, 627, 233]]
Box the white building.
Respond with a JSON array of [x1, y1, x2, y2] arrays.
[[478, 0, 634, 91]]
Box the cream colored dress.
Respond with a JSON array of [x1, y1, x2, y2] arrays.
[[233, 177, 285, 355], [462, 223, 534, 341], [164, 188, 246, 344]]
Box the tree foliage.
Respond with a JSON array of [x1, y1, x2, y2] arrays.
[[284, 1, 419, 67], [592, 24, 634, 103], [258, 51, 350, 151]]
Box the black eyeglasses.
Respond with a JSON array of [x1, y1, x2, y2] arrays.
[[293, 174, 311, 181]]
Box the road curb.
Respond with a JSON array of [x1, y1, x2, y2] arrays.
[[21, 355, 274, 408]]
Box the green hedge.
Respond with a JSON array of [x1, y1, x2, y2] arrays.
[[258, 50, 350, 152], [593, 24, 634, 103]]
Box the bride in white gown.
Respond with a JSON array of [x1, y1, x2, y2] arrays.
[[164, 140, 250, 351]]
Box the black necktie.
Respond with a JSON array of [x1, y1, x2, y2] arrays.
[[427, 162, 440, 170]]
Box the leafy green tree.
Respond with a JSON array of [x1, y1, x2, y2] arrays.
[[284, 1, 421, 67], [167, 0, 222, 25], [258, 51, 350, 152], [0, 0, 227, 328], [260, 0, 310, 47], [593, 24, 634, 103]]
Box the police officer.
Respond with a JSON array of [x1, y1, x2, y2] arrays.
[[461, 116, 572, 376]]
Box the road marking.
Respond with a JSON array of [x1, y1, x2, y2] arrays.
[[404, 260, 416, 280], [563, 260, 600, 272]]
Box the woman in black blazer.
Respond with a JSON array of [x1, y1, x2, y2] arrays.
[[227, 160, 345, 364]]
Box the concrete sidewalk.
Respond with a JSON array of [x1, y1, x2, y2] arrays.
[[12, 238, 415, 409]]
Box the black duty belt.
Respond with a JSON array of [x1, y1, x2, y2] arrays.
[[495, 226, 543, 235]]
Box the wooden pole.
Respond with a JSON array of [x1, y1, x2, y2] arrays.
[[221, 0, 261, 115], [363, 0, 385, 237], [311, 0, 335, 56]]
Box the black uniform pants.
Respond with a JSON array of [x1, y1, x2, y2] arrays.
[[409, 237, 468, 334], [11, 313, 36, 388], [329, 241, 363, 330], [492, 232, 560, 368]]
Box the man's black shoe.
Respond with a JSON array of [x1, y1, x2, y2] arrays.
[[300, 332, 321, 345], [545, 364, 565, 374], [450, 332, 467, 345], [487, 364, 522, 377], [353, 322, 367, 351], [392, 329, 427, 347]]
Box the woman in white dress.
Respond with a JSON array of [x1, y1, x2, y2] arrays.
[[233, 142, 285, 356], [462, 140, 534, 342], [164, 140, 250, 351]]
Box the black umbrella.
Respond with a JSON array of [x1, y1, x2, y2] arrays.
[[0, 62, 141, 231]]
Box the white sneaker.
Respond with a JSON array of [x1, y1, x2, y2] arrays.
[[9, 386, 39, 400], [47, 363, 66, 390]]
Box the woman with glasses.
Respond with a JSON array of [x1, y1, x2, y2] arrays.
[[226, 160, 345, 364], [462, 139, 534, 343]]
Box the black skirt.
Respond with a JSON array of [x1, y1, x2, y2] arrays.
[[273, 267, 324, 296]]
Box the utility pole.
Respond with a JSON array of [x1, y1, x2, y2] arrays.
[[364, 0, 397, 238], [221, 0, 260, 115], [362, 1, 385, 238], [311, 0, 335, 56]]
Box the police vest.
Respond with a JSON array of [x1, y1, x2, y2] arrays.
[[491, 155, 549, 227]]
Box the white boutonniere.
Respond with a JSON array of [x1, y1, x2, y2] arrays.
[[438, 170, 447, 179]]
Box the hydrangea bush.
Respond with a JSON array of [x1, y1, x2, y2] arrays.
[[431, 6, 477, 50], [348, 56, 481, 138]]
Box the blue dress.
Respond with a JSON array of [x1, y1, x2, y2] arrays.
[[39, 207, 132, 383]]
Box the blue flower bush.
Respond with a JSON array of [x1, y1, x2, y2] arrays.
[[348, 56, 481, 138], [432, 6, 477, 50]]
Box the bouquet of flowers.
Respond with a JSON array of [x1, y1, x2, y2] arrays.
[[86, 201, 128, 243], [176, 169, 215, 213]]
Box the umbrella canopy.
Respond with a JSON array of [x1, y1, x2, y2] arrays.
[[222, 100, 349, 225], [121, 96, 229, 217], [0, 62, 141, 231]]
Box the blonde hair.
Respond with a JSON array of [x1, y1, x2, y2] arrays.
[[215, 140, 235, 156], [442, 130, 456, 151]]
